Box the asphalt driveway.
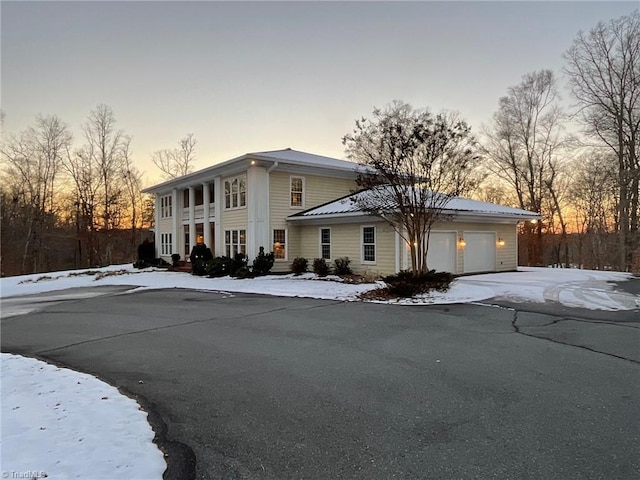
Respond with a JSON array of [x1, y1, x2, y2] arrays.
[[2, 288, 639, 479]]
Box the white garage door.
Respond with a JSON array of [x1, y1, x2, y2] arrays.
[[426, 232, 457, 273], [463, 232, 496, 273]]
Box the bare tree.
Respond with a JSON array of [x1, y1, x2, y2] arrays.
[[481, 70, 570, 265], [151, 133, 197, 180], [343, 101, 480, 274], [0, 115, 72, 272], [564, 10, 640, 271]]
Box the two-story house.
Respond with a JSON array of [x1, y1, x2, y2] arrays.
[[143, 148, 539, 276]]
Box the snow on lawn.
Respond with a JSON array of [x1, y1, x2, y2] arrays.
[[0, 264, 637, 311], [1, 353, 166, 479]]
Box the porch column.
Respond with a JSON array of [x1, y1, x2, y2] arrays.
[[203, 182, 212, 248], [154, 194, 160, 256], [189, 186, 196, 254], [214, 176, 222, 256], [171, 188, 179, 257]]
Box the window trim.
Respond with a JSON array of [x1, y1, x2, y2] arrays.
[[319, 227, 331, 260], [160, 233, 173, 256], [361, 225, 376, 264], [160, 195, 172, 218], [290, 175, 305, 208], [273, 229, 288, 261], [224, 229, 247, 258], [224, 175, 247, 210]]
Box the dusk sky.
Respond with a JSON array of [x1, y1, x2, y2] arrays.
[[2, 1, 637, 186]]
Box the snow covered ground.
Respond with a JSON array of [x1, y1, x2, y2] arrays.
[[1, 264, 638, 311], [1, 264, 637, 479], [1, 353, 166, 479]]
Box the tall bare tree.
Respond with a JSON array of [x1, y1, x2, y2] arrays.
[[343, 101, 480, 274], [482, 70, 570, 265], [564, 10, 640, 271], [151, 133, 197, 180], [1, 115, 72, 272]]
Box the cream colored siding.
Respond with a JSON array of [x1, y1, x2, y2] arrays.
[[221, 207, 247, 230], [270, 171, 356, 273], [298, 221, 395, 276]]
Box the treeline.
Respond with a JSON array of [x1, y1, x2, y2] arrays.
[[476, 11, 639, 271], [1, 105, 154, 276], [1, 11, 638, 276]]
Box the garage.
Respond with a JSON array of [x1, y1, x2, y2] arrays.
[[426, 231, 457, 273], [463, 232, 496, 273]]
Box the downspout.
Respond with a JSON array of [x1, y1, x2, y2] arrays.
[[266, 162, 279, 253]]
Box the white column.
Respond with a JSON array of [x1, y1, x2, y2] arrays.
[[154, 194, 161, 257], [171, 189, 179, 258], [214, 176, 222, 256], [203, 182, 211, 248], [188, 186, 196, 254]]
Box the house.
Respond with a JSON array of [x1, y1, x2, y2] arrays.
[[142, 148, 539, 276]]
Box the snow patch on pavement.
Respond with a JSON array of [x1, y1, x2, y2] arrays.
[[1, 353, 166, 479]]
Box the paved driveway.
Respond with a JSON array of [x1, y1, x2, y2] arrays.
[[2, 288, 638, 479]]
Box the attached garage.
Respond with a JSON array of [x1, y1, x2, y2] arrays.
[[463, 231, 496, 273], [426, 231, 457, 273]]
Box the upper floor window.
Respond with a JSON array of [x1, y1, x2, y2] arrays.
[[194, 186, 204, 206], [224, 176, 247, 209], [224, 176, 247, 208], [160, 195, 172, 218], [183, 189, 189, 208], [290, 176, 304, 207], [362, 226, 376, 263]]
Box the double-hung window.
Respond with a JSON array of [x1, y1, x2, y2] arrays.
[[320, 228, 331, 260], [362, 226, 376, 263], [160, 195, 172, 218], [225, 229, 246, 258], [273, 229, 287, 259], [290, 176, 304, 207], [160, 233, 173, 255]]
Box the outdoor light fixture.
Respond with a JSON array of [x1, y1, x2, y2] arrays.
[[497, 237, 505, 246], [458, 237, 466, 247], [251, 160, 256, 165]]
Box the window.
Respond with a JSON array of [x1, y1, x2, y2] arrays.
[[290, 176, 304, 207], [224, 176, 247, 209], [160, 195, 172, 218], [273, 229, 286, 259], [194, 186, 203, 206], [209, 183, 215, 203], [161, 233, 173, 255], [362, 226, 376, 263], [320, 228, 331, 260], [183, 189, 189, 207], [225, 229, 246, 258]]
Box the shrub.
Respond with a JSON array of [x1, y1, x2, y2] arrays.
[[382, 270, 454, 298], [291, 257, 308, 275], [230, 253, 248, 276], [206, 256, 234, 277], [313, 258, 331, 277], [171, 253, 181, 267], [233, 266, 255, 279], [190, 244, 214, 276], [333, 257, 352, 275], [252, 247, 275, 276]]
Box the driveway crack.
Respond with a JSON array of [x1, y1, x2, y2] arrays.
[[511, 310, 639, 365]]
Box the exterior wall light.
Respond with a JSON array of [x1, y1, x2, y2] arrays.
[[458, 237, 466, 247], [497, 238, 505, 246]]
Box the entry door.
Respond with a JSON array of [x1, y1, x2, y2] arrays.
[[463, 232, 496, 273], [426, 232, 457, 273]]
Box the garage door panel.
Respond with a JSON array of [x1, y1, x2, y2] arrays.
[[463, 232, 496, 273], [427, 232, 456, 273]]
